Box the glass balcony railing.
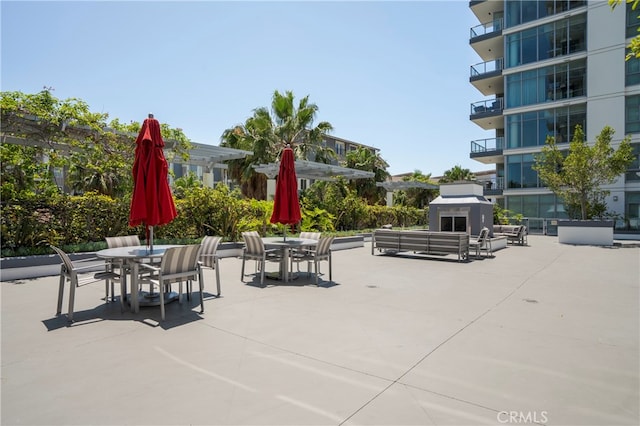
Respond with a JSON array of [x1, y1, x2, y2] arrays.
[[470, 58, 503, 78], [470, 18, 503, 39], [470, 137, 504, 154], [483, 177, 504, 192], [470, 97, 503, 115]]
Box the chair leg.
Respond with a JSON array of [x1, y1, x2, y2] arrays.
[[240, 257, 246, 282], [260, 259, 265, 285], [56, 269, 65, 316], [198, 268, 205, 313], [67, 273, 77, 322], [119, 275, 126, 313], [214, 258, 221, 297], [160, 282, 166, 321], [329, 256, 332, 281]]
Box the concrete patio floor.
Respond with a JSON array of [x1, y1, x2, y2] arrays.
[[1, 235, 638, 426]]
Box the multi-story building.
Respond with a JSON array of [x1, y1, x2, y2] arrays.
[[468, 0, 640, 234]]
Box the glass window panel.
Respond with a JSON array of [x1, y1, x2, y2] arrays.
[[568, 15, 586, 53], [627, 2, 640, 38], [506, 0, 521, 27], [522, 154, 538, 188], [507, 74, 522, 108], [540, 1, 554, 19], [440, 216, 453, 232], [568, 104, 586, 139], [555, 63, 569, 100], [538, 110, 551, 146], [626, 144, 640, 181], [522, 195, 538, 217], [556, 108, 569, 143], [522, 112, 538, 147], [522, 29, 538, 64], [539, 194, 555, 218], [569, 59, 586, 97], [538, 24, 553, 61], [522, 70, 538, 106], [626, 57, 640, 86], [507, 114, 521, 149], [555, 20, 569, 55], [569, 1, 586, 10], [522, 1, 538, 24], [506, 34, 521, 68], [626, 95, 640, 134], [506, 195, 523, 216], [507, 155, 522, 189]]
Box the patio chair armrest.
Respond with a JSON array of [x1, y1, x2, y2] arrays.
[[138, 263, 160, 273], [70, 262, 110, 272]]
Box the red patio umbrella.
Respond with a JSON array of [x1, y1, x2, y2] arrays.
[[129, 114, 177, 252], [270, 144, 301, 240]]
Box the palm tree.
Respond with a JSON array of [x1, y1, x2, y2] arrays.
[[439, 165, 476, 183], [344, 146, 390, 204], [221, 90, 335, 199], [400, 169, 439, 208]]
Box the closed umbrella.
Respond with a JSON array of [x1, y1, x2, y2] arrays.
[[270, 144, 301, 240], [129, 114, 177, 252]]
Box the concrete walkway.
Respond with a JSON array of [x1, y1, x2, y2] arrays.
[[1, 235, 638, 425]]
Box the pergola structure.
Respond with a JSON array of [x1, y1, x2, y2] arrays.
[[1, 112, 253, 190], [376, 181, 439, 207], [253, 159, 375, 201], [253, 159, 375, 181]]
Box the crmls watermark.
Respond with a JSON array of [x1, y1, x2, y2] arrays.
[[497, 411, 548, 424]]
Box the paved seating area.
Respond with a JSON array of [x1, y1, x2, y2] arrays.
[[1, 235, 639, 425]]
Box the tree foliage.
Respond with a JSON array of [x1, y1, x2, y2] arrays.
[[220, 90, 335, 199], [343, 146, 390, 205], [1, 89, 192, 199], [439, 165, 476, 183], [533, 125, 633, 220], [394, 169, 439, 208], [610, 0, 640, 60]]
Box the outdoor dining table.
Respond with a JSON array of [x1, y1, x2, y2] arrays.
[[261, 237, 317, 282], [95, 244, 181, 313]]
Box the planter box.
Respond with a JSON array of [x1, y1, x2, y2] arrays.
[[557, 220, 614, 246]]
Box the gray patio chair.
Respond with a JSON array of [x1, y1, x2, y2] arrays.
[[105, 235, 141, 305], [240, 231, 282, 286], [290, 231, 322, 272], [199, 236, 222, 297], [51, 245, 120, 322], [469, 227, 492, 259], [137, 244, 204, 321], [294, 235, 334, 285]]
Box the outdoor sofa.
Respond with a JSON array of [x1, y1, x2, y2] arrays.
[[371, 229, 470, 262], [493, 224, 527, 245]]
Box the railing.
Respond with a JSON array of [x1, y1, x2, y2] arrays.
[[470, 58, 503, 78], [470, 17, 503, 39], [482, 177, 504, 191], [470, 97, 503, 115], [470, 137, 504, 154]]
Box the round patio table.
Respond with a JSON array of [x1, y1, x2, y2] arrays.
[[96, 245, 181, 312], [261, 237, 317, 282]]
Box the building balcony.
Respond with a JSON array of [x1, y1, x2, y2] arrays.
[[469, 0, 502, 23], [470, 58, 503, 96], [470, 97, 503, 130], [470, 137, 503, 164], [470, 18, 503, 61], [483, 177, 504, 197]]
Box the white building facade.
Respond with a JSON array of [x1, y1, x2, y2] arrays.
[[469, 0, 640, 235]]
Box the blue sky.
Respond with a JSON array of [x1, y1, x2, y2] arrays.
[[1, 0, 489, 176]]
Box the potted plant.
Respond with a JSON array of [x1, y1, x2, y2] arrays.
[[533, 125, 633, 245]]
